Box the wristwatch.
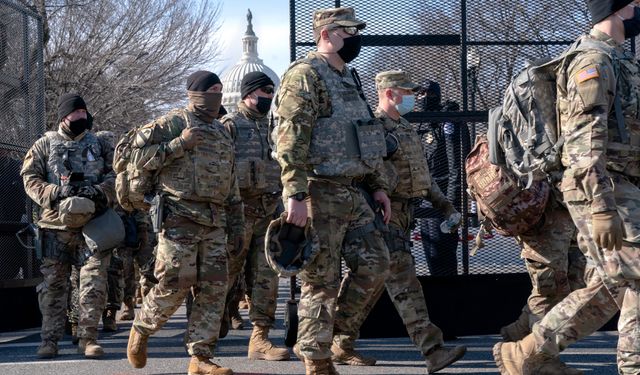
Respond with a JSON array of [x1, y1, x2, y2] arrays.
[[290, 192, 307, 202]]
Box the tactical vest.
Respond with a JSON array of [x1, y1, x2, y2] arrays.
[[157, 110, 235, 204], [382, 117, 432, 199], [295, 54, 386, 177], [45, 131, 107, 185], [606, 53, 640, 177], [224, 110, 281, 194]]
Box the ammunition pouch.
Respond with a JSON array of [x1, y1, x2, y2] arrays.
[[145, 193, 165, 233]]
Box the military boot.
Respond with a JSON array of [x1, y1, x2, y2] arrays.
[[120, 298, 135, 321], [78, 338, 104, 359], [523, 353, 583, 375], [305, 358, 341, 375], [71, 323, 79, 345], [294, 344, 339, 375], [229, 304, 244, 330], [247, 325, 290, 361], [424, 345, 467, 373], [500, 310, 531, 342], [127, 325, 149, 368], [102, 308, 117, 332], [330, 342, 376, 366], [37, 340, 58, 359], [187, 355, 233, 375], [493, 333, 536, 375]]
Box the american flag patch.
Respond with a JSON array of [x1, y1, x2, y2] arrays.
[[575, 66, 599, 83]]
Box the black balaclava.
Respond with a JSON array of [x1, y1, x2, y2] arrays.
[[423, 80, 442, 111], [337, 35, 362, 63], [624, 7, 640, 38], [587, 0, 634, 25], [57, 93, 89, 136], [186, 70, 223, 123]]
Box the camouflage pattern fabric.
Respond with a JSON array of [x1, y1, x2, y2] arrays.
[[39, 230, 110, 342], [105, 251, 124, 311], [134, 213, 228, 358], [118, 210, 157, 301]]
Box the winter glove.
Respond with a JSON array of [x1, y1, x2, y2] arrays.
[[592, 211, 623, 251]]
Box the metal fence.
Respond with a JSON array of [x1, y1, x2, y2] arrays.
[[0, 0, 45, 285], [289, 0, 598, 276]]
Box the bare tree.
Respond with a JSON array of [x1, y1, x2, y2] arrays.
[[23, 0, 223, 133]]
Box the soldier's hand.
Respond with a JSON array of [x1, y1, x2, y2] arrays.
[[77, 185, 106, 202], [180, 127, 206, 150], [286, 198, 308, 227], [592, 211, 624, 251], [372, 190, 391, 224]]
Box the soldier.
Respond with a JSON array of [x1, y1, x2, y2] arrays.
[[493, 1, 640, 374], [21, 93, 115, 359], [274, 7, 392, 374], [330, 70, 467, 373], [221, 71, 289, 361], [126, 71, 245, 375]]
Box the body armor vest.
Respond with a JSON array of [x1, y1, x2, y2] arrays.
[[157, 110, 235, 204], [607, 53, 640, 177], [381, 116, 432, 199], [45, 131, 107, 185], [297, 54, 386, 177], [224, 110, 281, 195]]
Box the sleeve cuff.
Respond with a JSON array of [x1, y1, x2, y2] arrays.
[[590, 193, 617, 214], [167, 136, 185, 159]]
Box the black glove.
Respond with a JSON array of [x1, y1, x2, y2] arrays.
[[55, 185, 76, 203], [77, 185, 105, 202]]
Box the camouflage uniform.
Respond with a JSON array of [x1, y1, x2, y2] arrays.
[[21, 128, 115, 346], [118, 209, 156, 304], [222, 102, 282, 328], [529, 29, 640, 373], [274, 11, 390, 359], [131, 107, 244, 359]]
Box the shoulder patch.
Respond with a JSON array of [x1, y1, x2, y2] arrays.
[[575, 66, 600, 84]]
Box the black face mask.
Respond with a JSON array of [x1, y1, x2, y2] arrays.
[[256, 96, 273, 115], [67, 118, 89, 136], [337, 35, 362, 63], [624, 7, 640, 39]]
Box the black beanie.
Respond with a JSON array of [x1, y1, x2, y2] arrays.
[[57, 93, 87, 123], [186, 70, 222, 92], [588, 0, 634, 25], [241, 71, 275, 99]]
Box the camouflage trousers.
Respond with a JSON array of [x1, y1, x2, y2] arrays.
[[134, 212, 228, 358], [227, 211, 279, 327], [533, 172, 640, 374], [516, 206, 586, 328], [120, 211, 157, 301], [297, 179, 390, 360], [334, 198, 443, 355], [39, 229, 110, 342]]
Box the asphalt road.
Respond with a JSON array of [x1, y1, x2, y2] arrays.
[[0, 290, 620, 375]]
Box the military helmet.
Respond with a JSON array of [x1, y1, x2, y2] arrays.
[[265, 212, 320, 278]]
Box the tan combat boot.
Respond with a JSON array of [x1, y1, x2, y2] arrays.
[[37, 340, 58, 359], [523, 352, 583, 375], [500, 310, 531, 342], [294, 344, 339, 375], [102, 308, 117, 332], [127, 325, 149, 368], [424, 345, 467, 373], [187, 355, 233, 375], [305, 358, 341, 375], [120, 298, 135, 321], [78, 338, 104, 359], [330, 342, 376, 366], [230, 305, 245, 330], [493, 333, 536, 374], [247, 325, 290, 361]]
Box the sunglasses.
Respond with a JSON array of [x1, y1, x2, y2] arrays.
[[260, 86, 275, 94]]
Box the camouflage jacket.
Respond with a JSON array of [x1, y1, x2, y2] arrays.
[[558, 29, 640, 214], [274, 51, 388, 198], [131, 107, 244, 233], [21, 128, 116, 230], [376, 110, 450, 209]]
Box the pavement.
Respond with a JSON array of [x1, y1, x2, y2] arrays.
[[0, 285, 621, 375]]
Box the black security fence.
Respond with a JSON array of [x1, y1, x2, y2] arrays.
[[0, 0, 45, 286], [290, 0, 594, 276]]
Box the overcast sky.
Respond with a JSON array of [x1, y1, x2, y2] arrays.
[[210, 0, 291, 80]]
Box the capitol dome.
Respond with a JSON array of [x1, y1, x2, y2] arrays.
[[222, 9, 280, 114]]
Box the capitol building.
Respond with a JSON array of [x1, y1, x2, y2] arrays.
[[221, 9, 280, 114]]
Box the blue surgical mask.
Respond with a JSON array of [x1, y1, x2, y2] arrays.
[[395, 95, 415, 116]]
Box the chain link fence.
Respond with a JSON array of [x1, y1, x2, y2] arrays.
[[290, 0, 598, 276], [0, 0, 45, 285]]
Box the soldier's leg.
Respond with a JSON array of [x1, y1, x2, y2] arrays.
[[135, 213, 158, 296], [296, 181, 352, 361], [567, 244, 587, 292], [77, 247, 111, 341], [617, 280, 640, 374], [119, 247, 136, 307], [134, 214, 197, 336], [105, 251, 124, 311], [247, 216, 279, 327], [223, 216, 253, 332], [185, 225, 228, 358], [67, 264, 80, 333]]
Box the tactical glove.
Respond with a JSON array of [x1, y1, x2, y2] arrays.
[[592, 211, 623, 251], [77, 185, 104, 201], [180, 127, 205, 150]]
